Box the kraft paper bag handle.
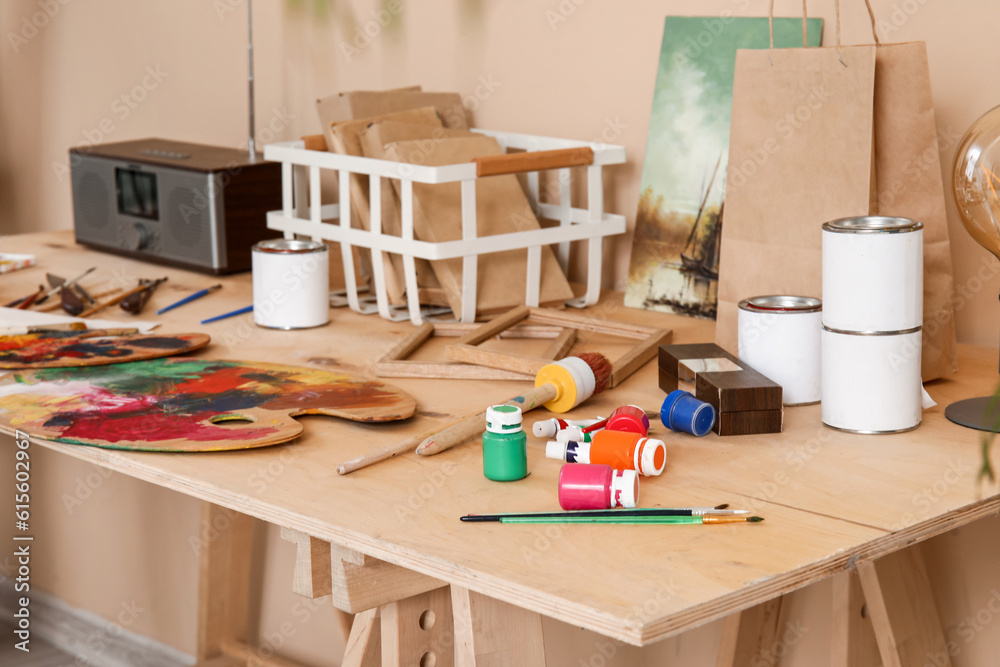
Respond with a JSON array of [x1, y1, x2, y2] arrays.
[[767, 0, 881, 57]]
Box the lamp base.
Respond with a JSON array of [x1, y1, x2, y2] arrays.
[[944, 396, 1000, 432]]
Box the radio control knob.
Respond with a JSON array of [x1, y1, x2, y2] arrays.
[[122, 222, 150, 251]]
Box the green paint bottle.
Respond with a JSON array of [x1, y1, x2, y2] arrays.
[[482, 405, 527, 482]]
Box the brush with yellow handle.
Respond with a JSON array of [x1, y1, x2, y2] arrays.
[[337, 353, 612, 474]]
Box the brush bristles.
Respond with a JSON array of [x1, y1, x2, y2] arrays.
[[747, 516, 765, 522], [576, 352, 612, 395]]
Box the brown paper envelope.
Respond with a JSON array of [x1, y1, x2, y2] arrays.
[[716, 45, 877, 354], [380, 136, 574, 319], [313, 87, 422, 295], [328, 108, 444, 305], [317, 89, 469, 138], [360, 122, 478, 307], [316, 85, 421, 139], [871, 42, 958, 379]]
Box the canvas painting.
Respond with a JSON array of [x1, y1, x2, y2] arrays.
[[625, 16, 822, 319]]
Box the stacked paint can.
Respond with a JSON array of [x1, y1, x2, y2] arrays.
[[821, 216, 923, 433]]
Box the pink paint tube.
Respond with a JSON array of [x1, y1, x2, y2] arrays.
[[557, 463, 638, 510]]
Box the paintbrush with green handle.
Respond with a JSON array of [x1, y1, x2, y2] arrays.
[[460, 505, 745, 522], [470, 515, 765, 525]]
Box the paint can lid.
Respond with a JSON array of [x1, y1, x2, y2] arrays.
[[738, 295, 822, 313], [253, 239, 328, 254], [486, 405, 523, 434], [610, 469, 639, 509], [821, 216, 923, 234], [661, 390, 716, 437], [635, 437, 667, 476], [607, 405, 651, 435]]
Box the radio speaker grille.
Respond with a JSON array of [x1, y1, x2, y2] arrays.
[[72, 171, 110, 238], [161, 183, 213, 265]]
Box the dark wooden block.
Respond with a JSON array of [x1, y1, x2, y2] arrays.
[[715, 409, 784, 436], [695, 370, 782, 413], [658, 343, 783, 436]]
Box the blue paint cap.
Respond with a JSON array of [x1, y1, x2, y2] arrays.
[[660, 390, 715, 437]]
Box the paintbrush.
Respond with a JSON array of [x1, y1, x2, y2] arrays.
[[43, 286, 120, 314], [416, 353, 613, 457], [461, 505, 746, 522], [15, 285, 45, 310], [155, 284, 222, 315], [337, 353, 612, 474], [119, 277, 168, 315], [78, 284, 150, 318], [469, 515, 765, 525], [0, 323, 87, 336], [36, 267, 95, 305]]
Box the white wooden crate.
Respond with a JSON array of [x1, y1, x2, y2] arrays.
[[262, 129, 626, 324]]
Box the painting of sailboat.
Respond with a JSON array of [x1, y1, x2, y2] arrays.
[[625, 16, 822, 319]]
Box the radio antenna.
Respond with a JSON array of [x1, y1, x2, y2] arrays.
[[247, 0, 256, 161]]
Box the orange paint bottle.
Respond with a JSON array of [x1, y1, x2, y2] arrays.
[[545, 429, 667, 476]]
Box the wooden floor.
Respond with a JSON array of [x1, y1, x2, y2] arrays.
[[0, 623, 81, 666]]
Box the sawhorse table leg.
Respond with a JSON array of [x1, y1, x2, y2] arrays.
[[196, 504, 310, 667], [714, 596, 791, 667], [857, 547, 953, 667], [715, 545, 950, 667], [282, 529, 547, 666]]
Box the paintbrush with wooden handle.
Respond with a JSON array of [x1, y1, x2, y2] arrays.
[[78, 284, 150, 318], [416, 353, 612, 456], [337, 353, 612, 474]]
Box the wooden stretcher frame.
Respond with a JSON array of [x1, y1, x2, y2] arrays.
[[444, 306, 673, 388], [374, 319, 574, 380]]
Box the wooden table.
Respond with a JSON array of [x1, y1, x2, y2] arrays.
[[3, 232, 998, 667]]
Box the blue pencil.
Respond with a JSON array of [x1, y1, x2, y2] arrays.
[[201, 305, 252, 324], [156, 284, 223, 315]]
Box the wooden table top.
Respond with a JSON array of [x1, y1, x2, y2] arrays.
[[3, 231, 999, 646]]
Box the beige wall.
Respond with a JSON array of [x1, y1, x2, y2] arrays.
[[1, 1, 999, 665]]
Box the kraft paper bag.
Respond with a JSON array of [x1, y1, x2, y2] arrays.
[[716, 44, 878, 355], [717, 25, 959, 380], [870, 41, 958, 378]]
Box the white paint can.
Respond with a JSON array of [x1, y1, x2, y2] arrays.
[[821, 327, 922, 433], [738, 295, 822, 406], [252, 239, 330, 329], [822, 216, 923, 333]]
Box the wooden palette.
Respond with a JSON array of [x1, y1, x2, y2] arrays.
[[0, 330, 211, 369], [0, 358, 417, 452]]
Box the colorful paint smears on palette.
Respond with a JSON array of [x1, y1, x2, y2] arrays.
[[0, 358, 417, 452], [0, 331, 210, 369]]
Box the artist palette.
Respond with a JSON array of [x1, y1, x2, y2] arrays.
[[0, 330, 210, 369], [0, 358, 417, 452]]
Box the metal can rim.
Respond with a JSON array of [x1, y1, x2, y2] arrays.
[[822, 324, 922, 336], [738, 295, 822, 313], [821, 216, 923, 234], [253, 239, 328, 254]]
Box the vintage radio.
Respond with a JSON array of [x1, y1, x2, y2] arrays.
[[70, 138, 282, 274]]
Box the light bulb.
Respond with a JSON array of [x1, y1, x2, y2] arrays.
[[953, 105, 1000, 260]]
